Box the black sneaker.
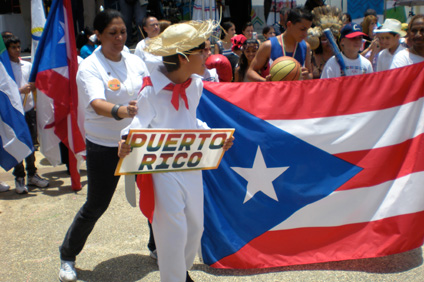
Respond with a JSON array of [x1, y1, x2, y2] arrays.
[[186, 271, 194, 282]]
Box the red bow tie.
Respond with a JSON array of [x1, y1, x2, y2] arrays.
[[164, 78, 192, 111]]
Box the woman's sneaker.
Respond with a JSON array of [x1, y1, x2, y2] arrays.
[[15, 178, 28, 194], [27, 174, 49, 188], [59, 260, 77, 282]]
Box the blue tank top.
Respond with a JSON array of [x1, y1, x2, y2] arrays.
[[270, 36, 307, 66]]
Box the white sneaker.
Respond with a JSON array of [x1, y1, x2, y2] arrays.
[[59, 260, 77, 282], [27, 174, 49, 188], [15, 178, 28, 194], [0, 181, 10, 192]]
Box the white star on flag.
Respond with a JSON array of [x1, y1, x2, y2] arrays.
[[231, 146, 289, 204]]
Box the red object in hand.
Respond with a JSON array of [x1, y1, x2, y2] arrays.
[[205, 54, 233, 82]]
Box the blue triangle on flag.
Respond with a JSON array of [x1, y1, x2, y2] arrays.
[[198, 88, 362, 265]]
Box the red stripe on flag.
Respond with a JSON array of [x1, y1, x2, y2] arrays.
[[211, 211, 424, 269], [335, 133, 424, 191], [204, 62, 424, 120]]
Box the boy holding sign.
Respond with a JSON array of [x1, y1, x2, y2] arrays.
[[118, 20, 234, 282]]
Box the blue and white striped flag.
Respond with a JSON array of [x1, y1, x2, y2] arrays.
[[0, 36, 33, 171]]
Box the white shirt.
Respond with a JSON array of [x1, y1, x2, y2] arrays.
[[122, 67, 208, 136], [376, 44, 405, 72], [134, 38, 163, 73], [390, 49, 424, 69], [11, 59, 33, 112], [321, 53, 373, 79], [77, 47, 148, 146], [202, 68, 219, 82]]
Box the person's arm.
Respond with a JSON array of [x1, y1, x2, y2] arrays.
[[366, 38, 381, 66], [234, 66, 241, 82], [246, 41, 271, 82], [301, 42, 313, 80], [90, 99, 138, 119], [214, 43, 220, 55]]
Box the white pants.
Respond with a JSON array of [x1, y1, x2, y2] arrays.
[[152, 170, 204, 282]]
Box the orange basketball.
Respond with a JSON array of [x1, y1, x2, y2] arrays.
[[270, 56, 301, 81]]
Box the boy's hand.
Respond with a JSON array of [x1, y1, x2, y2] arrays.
[[223, 136, 235, 151], [300, 67, 311, 80], [118, 140, 132, 158], [19, 84, 32, 95]]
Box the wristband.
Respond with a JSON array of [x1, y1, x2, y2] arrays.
[[111, 104, 123, 120]]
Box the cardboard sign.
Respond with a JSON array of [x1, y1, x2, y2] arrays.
[[115, 129, 235, 175]]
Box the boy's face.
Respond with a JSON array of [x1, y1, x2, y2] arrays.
[[186, 47, 206, 76], [7, 42, 21, 62], [378, 33, 399, 50], [341, 36, 363, 53], [287, 19, 312, 42]]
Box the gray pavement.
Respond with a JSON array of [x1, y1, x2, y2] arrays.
[[1, 150, 423, 282]]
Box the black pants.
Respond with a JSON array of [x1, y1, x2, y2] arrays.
[[13, 109, 37, 179], [60, 140, 120, 261]]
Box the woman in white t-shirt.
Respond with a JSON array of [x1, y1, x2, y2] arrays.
[[390, 14, 424, 69], [58, 10, 148, 282]]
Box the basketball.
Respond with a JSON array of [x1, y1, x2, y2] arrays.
[[270, 56, 301, 81]]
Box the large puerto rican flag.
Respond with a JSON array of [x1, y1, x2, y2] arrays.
[[0, 36, 33, 171], [197, 62, 424, 268], [30, 0, 85, 190]]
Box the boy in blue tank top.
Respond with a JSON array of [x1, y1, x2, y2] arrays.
[[247, 7, 313, 81]]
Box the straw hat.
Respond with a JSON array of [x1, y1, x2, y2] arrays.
[[144, 20, 218, 57], [375, 18, 407, 37]]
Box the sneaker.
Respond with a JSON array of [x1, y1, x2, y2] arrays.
[[59, 260, 77, 282], [15, 178, 28, 194], [27, 174, 49, 188], [149, 249, 158, 260], [0, 181, 10, 192]]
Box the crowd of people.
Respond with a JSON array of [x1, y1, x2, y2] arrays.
[[1, 2, 424, 282]]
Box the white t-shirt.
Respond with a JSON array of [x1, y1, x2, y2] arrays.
[[134, 38, 163, 73], [122, 67, 208, 137], [376, 44, 405, 72], [202, 68, 219, 82], [77, 47, 148, 147], [321, 53, 373, 78], [390, 49, 424, 69], [11, 59, 33, 112]]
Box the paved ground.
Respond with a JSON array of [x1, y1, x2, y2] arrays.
[[1, 150, 423, 282]]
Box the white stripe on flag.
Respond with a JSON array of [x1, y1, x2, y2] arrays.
[[54, 66, 69, 79], [271, 171, 424, 231], [267, 97, 424, 154], [0, 64, 25, 115], [36, 90, 61, 166], [0, 115, 33, 162]]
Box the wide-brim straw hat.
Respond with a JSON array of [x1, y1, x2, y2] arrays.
[[145, 20, 218, 57], [375, 18, 407, 37]]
